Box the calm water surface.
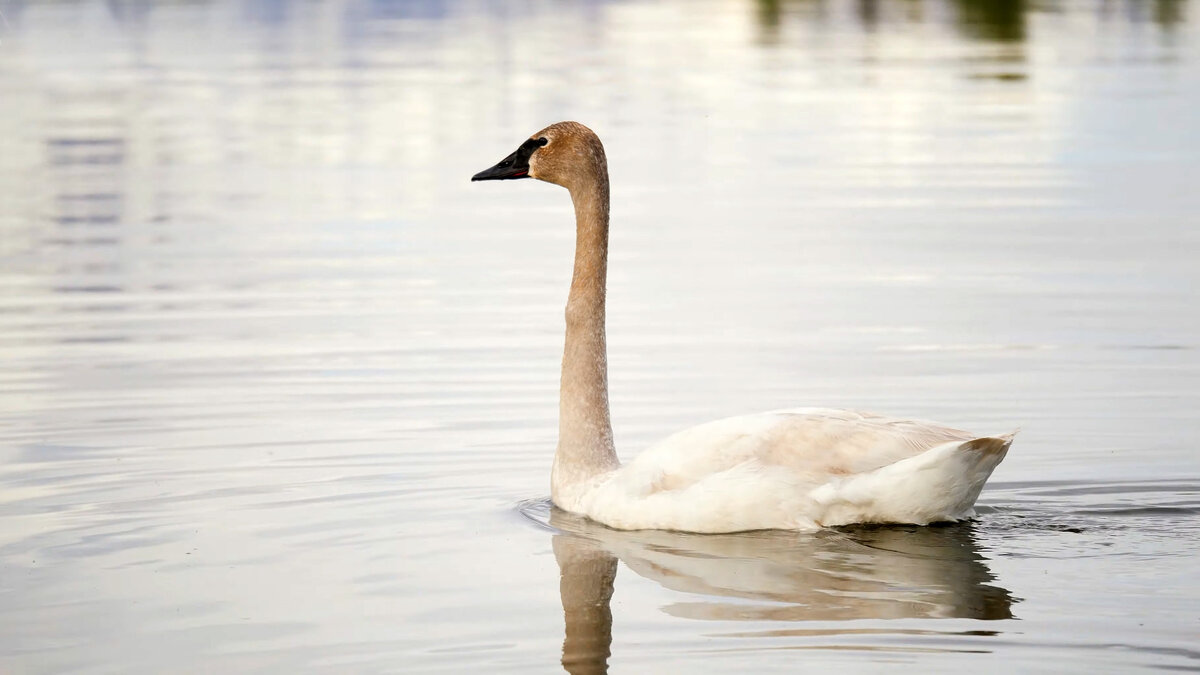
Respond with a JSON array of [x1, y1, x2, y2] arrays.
[[2, 1, 1199, 672]]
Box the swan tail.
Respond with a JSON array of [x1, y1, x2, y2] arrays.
[[810, 433, 1015, 528], [959, 432, 1016, 458]]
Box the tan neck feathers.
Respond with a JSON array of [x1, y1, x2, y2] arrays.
[[551, 143, 619, 503]]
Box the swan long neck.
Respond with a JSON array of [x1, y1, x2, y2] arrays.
[[552, 169, 619, 502]]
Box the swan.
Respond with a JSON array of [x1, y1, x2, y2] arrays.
[[472, 121, 1014, 533]]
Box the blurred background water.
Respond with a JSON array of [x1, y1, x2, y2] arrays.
[[1, 0, 1199, 672]]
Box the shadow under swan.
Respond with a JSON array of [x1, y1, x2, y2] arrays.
[[545, 504, 1016, 673]]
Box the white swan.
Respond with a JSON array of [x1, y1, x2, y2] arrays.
[[473, 121, 1014, 533]]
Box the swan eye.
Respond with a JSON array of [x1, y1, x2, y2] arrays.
[[536, 137, 549, 147], [512, 137, 548, 165]]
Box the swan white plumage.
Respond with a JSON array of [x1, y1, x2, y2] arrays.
[[473, 121, 1014, 533]]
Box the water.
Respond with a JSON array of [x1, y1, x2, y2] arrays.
[[1, 0, 1199, 672]]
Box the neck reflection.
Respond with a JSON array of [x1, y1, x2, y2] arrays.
[[550, 508, 1015, 673], [554, 534, 616, 675]]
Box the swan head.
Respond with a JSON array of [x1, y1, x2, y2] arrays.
[[471, 121, 606, 192]]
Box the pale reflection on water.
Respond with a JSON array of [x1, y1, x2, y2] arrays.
[[548, 514, 1013, 675], [547, 502, 1014, 673], [2, 0, 1200, 672], [549, 508, 1014, 623]]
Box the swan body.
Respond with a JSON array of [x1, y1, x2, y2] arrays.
[[558, 408, 1012, 533], [473, 121, 1014, 533]]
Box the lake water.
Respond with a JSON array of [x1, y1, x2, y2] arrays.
[[2, 0, 1199, 672]]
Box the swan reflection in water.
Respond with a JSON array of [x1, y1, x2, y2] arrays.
[[548, 506, 1015, 674]]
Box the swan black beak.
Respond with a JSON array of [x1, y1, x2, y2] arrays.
[[471, 136, 549, 182], [471, 148, 530, 181]]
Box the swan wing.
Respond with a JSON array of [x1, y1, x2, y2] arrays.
[[623, 407, 973, 493]]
